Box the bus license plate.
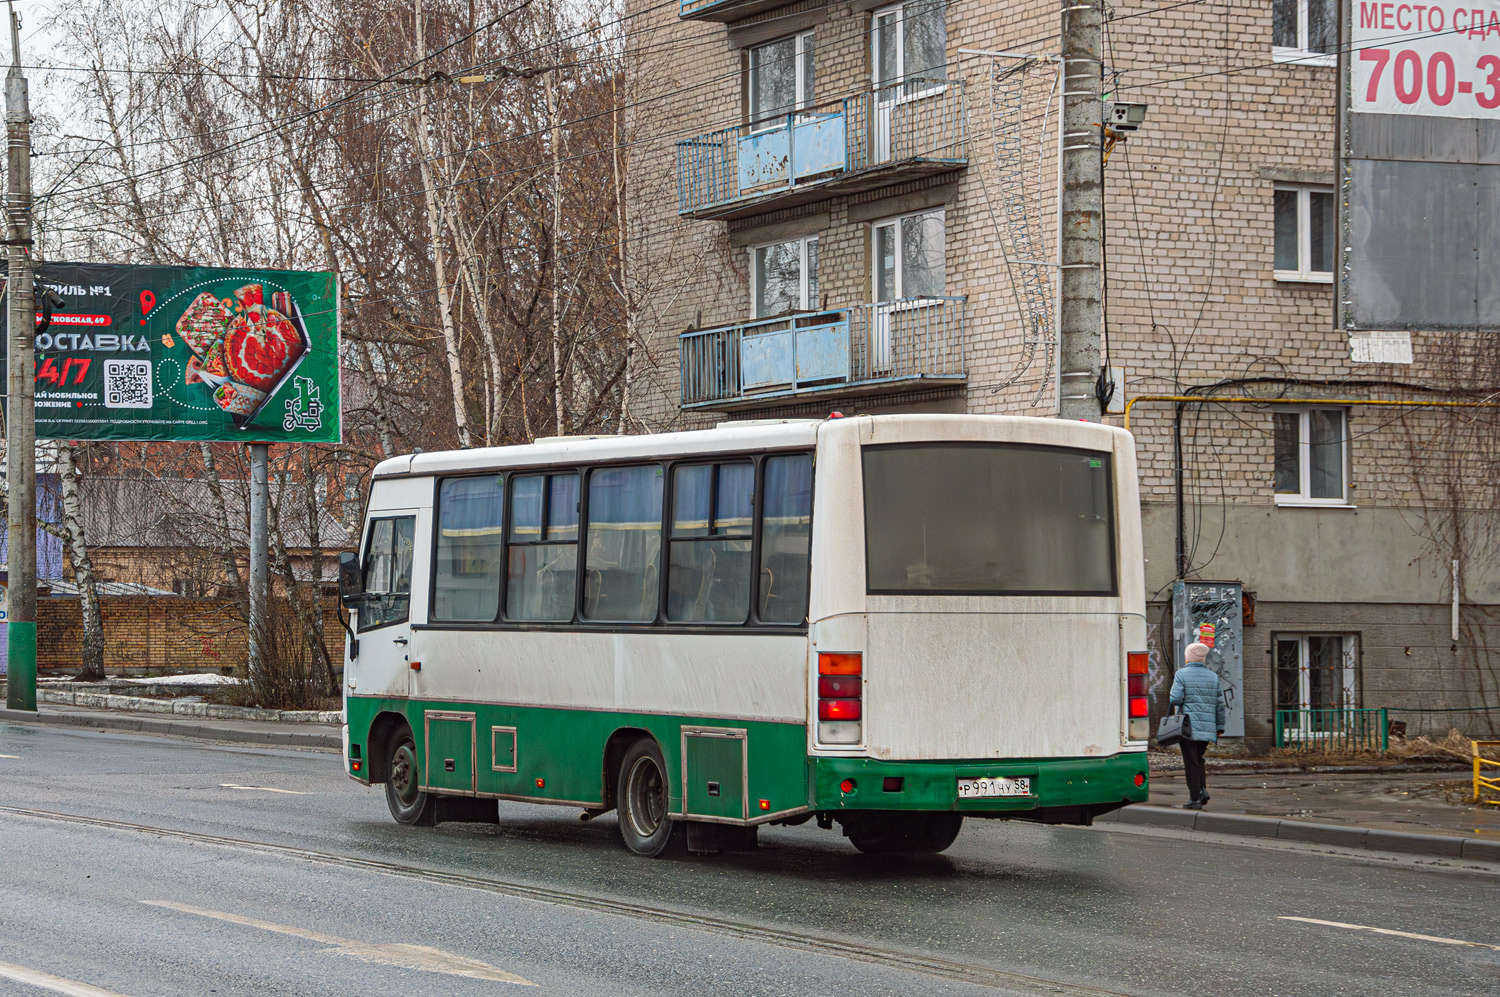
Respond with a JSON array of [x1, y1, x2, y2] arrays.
[[957, 776, 1031, 798]]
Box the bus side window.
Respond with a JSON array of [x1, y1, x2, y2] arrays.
[[758, 454, 812, 624], [506, 473, 579, 622], [433, 476, 504, 623], [583, 465, 664, 623], [667, 462, 753, 624], [361, 516, 416, 630]]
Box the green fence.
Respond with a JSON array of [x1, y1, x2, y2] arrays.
[[1275, 708, 1390, 753]]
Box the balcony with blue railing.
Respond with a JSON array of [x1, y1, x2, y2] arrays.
[[680, 0, 789, 21], [679, 296, 966, 410], [675, 80, 966, 220]]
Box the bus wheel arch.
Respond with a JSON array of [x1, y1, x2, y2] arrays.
[[614, 735, 680, 857], [366, 711, 411, 785], [602, 727, 654, 812]]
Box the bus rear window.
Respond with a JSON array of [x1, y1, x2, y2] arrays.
[[862, 443, 1116, 596]]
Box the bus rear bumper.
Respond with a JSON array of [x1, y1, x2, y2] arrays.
[[810, 752, 1149, 820]]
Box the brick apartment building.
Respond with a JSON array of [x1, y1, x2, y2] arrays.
[[623, 0, 1500, 744]]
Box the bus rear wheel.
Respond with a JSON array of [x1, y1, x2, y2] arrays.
[[616, 738, 677, 857], [844, 813, 964, 855], [385, 733, 436, 826]]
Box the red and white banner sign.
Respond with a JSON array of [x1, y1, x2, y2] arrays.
[[1353, 0, 1500, 117]]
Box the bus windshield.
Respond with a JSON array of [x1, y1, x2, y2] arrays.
[[862, 443, 1116, 596]]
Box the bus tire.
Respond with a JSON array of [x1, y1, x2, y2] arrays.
[[385, 733, 436, 826], [616, 738, 677, 857], [845, 813, 964, 855]]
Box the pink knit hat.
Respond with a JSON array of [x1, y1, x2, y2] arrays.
[[1185, 642, 1210, 663]]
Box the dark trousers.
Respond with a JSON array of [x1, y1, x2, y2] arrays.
[[1181, 739, 1209, 800]]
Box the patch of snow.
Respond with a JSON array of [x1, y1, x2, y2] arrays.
[[116, 673, 242, 686]]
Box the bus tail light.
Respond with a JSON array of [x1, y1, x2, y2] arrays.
[[1127, 651, 1149, 741], [818, 653, 862, 745]]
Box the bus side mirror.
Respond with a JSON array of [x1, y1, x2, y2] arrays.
[[338, 551, 364, 608]]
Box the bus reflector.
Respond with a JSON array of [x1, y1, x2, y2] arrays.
[[818, 699, 861, 721], [352, 761, 362, 773], [818, 652, 862, 675], [839, 779, 855, 794], [818, 675, 860, 698], [819, 721, 861, 744], [1134, 773, 1145, 787], [759, 799, 770, 810]]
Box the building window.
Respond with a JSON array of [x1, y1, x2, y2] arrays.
[[1275, 634, 1359, 726], [1273, 409, 1348, 505], [748, 30, 815, 129], [1272, 0, 1336, 65], [752, 235, 819, 317], [1273, 186, 1334, 282], [582, 465, 665, 623], [506, 472, 579, 622], [872, 0, 947, 93], [873, 209, 944, 301]]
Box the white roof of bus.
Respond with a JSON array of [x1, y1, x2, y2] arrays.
[[371, 414, 1129, 478]]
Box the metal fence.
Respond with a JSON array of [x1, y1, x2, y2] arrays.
[[679, 297, 966, 407], [676, 79, 966, 215], [1275, 708, 1390, 753]]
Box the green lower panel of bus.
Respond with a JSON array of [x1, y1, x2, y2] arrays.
[[345, 696, 1148, 824], [811, 753, 1149, 815], [345, 695, 812, 820]]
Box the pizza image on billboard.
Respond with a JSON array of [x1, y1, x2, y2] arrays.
[[174, 283, 311, 427]]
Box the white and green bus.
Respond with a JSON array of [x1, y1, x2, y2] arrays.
[[338, 414, 1151, 857]]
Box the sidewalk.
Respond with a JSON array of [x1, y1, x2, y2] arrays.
[[0, 704, 341, 750], [1099, 761, 1500, 863]]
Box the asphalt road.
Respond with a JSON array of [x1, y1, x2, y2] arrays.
[[0, 722, 1496, 997]]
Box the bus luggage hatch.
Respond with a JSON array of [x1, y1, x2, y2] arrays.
[[681, 727, 748, 821]]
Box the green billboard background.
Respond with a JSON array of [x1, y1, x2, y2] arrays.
[[3, 262, 340, 443]]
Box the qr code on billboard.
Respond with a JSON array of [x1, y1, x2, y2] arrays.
[[104, 359, 154, 409]]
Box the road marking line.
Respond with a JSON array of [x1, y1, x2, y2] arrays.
[[1280, 916, 1500, 951], [0, 754, 20, 759], [0, 958, 135, 996], [218, 784, 308, 795], [143, 901, 535, 985]]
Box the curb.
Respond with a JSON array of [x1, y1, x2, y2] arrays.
[[0, 707, 342, 750], [1099, 804, 1500, 863], [32, 688, 342, 724]]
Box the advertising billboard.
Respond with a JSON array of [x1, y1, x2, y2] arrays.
[[1339, 0, 1500, 345], [3, 262, 340, 442]]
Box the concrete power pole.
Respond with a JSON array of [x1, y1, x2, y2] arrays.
[[4, 1, 35, 711], [247, 443, 269, 683], [1058, 0, 1104, 422]]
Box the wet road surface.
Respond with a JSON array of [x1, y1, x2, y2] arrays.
[[1, 721, 1496, 996]]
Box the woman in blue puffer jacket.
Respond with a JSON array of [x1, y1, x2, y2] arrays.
[[1169, 641, 1227, 809]]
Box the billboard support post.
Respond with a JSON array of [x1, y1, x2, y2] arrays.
[[4, 1, 35, 712], [247, 443, 268, 683]]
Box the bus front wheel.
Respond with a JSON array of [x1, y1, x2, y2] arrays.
[[616, 738, 677, 857], [385, 734, 436, 826], [843, 813, 964, 855]]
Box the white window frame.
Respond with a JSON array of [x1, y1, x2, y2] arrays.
[[1273, 407, 1351, 507], [1271, 0, 1336, 66], [1273, 185, 1334, 284], [1275, 633, 1360, 713], [871, 207, 945, 305], [870, 1, 947, 101], [747, 30, 815, 132], [749, 234, 819, 318]]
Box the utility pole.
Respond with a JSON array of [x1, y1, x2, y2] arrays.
[[4, 0, 35, 711], [247, 443, 268, 683], [1057, 0, 1104, 422]]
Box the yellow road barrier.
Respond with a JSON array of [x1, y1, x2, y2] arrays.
[[1473, 740, 1500, 806]]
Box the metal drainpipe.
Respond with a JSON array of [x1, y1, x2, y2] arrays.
[[1173, 400, 1186, 578]]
